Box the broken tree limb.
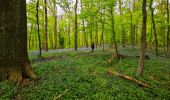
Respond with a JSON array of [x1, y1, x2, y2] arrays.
[[53, 89, 69, 100], [108, 70, 150, 88]]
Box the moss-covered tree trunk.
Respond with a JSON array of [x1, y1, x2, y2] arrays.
[[0, 0, 36, 82]]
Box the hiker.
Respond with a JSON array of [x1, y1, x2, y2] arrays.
[[91, 42, 94, 52]]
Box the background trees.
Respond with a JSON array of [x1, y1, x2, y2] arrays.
[[26, 0, 170, 76]]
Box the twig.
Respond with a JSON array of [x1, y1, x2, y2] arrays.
[[53, 89, 69, 100]]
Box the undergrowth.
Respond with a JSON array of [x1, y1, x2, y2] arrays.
[[0, 48, 170, 100]]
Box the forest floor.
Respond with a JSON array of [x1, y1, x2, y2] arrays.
[[0, 46, 170, 100]]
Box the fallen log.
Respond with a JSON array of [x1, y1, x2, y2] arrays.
[[108, 70, 150, 88]]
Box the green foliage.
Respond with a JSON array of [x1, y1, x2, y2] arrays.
[[0, 48, 170, 99]]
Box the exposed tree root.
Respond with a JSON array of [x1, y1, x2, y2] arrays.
[[107, 70, 150, 88], [0, 63, 36, 83]]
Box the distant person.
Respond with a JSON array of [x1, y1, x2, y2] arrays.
[[91, 42, 94, 52]]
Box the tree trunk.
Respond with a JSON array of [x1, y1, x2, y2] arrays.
[[110, 7, 119, 56], [28, 24, 33, 50], [167, 0, 170, 54], [136, 0, 147, 77], [119, 0, 125, 48], [44, 0, 48, 51], [101, 14, 105, 51], [0, 0, 36, 82], [53, 0, 58, 49], [82, 19, 88, 48], [68, 24, 71, 47], [95, 20, 98, 48], [36, 0, 42, 57], [80, 1, 88, 48], [74, 0, 78, 50], [150, 0, 159, 56], [90, 16, 93, 46]]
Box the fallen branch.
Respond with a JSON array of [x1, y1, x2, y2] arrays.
[[108, 70, 150, 88], [53, 89, 69, 100]]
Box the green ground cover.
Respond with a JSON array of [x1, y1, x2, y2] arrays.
[[0, 48, 170, 100]]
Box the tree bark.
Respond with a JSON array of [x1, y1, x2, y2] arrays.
[[110, 7, 119, 56], [36, 0, 42, 57], [167, 0, 170, 54], [150, 0, 159, 56], [28, 24, 33, 50], [80, 1, 88, 48], [0, 0, 36, 82], [129, 1, 136, 49], [44, 0, 48, 51], [74, 0, 78, 50], [54, 2, 58, 49], [119, 0, 125, 48], [101, 12, 105, 51], [136, 0, 147, 77], [95, 20, 98, 48]]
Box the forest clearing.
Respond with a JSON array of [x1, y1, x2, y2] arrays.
[[0, 0, 170, 99]]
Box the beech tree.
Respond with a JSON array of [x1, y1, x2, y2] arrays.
[[150, 0, 158, 56], [136, 0, 147, 76], [0, 0, 36, 82], [74, 0, 78, 50]]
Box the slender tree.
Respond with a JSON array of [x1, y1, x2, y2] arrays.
[[119, 0, 125, 48], [44, 0, 48, 51], [36, 0, 42, 57], [108, 1, 119, 56], [53, 0, 58, 49], [150, 0, 159, 56], [28, 24, 33, 50], [136, 0, 147, 76], [0, 0, 36, 82], [101, 9, 105, 51], [166, 0, 170, 54], [74, 0, 78, 50], [80, 0, 88, 48]]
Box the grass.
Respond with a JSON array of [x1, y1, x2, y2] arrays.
[[0, 47, 170, 100]]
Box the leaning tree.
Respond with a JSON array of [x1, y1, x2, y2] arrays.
[[0, 0, 36, 82]]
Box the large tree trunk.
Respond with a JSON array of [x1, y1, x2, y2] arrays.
[[74, 0, 78, 50], [150, 0, 159, 56], [136, 0, 147, 76], [0, 0, 36, 82]]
